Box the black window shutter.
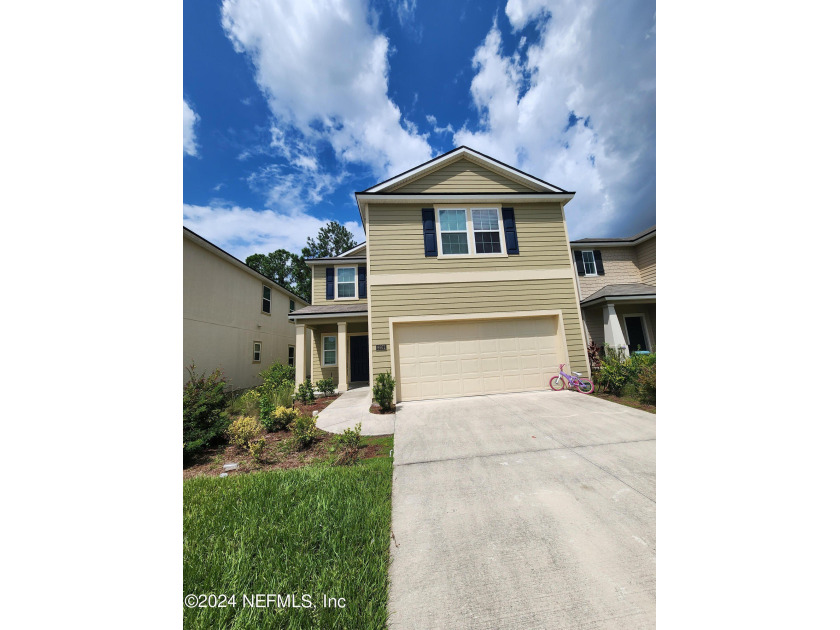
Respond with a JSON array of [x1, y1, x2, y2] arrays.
[[573, 250, 585, 275], [325, 266, 334, 300], [358, 265, 367, 299], [501, 207, 519, 254], [422, 208, 437, 257], [593, 250, 605, 275]]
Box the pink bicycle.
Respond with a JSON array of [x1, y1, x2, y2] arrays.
[[550, 364, 595, 394]]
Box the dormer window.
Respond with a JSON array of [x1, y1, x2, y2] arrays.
[[336, 267, 357, 299]]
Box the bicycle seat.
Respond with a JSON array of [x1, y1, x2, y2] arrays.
[[572, 372, 582, 377]]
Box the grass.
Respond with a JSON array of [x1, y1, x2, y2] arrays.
[[184, 457, 393, 629]]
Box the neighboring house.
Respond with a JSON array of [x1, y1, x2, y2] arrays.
[[289, 146, 589, 403], [183, 227, 309, 390], [570, 226, 656, 355]]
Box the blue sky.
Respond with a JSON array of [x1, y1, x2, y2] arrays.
[[184, 0, 655, 260]]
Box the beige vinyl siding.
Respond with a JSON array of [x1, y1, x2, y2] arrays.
[[369, 277, 588, 382], [311, 264, 369, 307], [368, 203, 570, 274], [581, 306, 605, 347], [183, 235, 306, 389], [391, 158, 537, 193], [576, 246, 643, 300], [636, 237, 656, 286]]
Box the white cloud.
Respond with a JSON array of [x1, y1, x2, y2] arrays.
[[389, 0, 417, 27], [183, 100, 200, 157], [184, 203, 365, 260], [426, 114, 454, 136], [455, 1, 655, 238], [221, 0, 432, 180]]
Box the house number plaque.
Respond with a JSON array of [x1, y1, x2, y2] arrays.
[[375, 344, 388, 351]]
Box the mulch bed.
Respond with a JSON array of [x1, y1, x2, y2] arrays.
[[369, 403, 396, 415], [184, 394, 392, 479], [593, 391, 656, 414]]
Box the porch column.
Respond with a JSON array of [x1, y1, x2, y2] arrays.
[[337, 321, 348, 392], [295, 324, 307, 386], [603, 303, 627, 356]]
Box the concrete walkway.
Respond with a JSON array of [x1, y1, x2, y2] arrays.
[[389, 390, 655, 629], [314, 386, 395, 435]]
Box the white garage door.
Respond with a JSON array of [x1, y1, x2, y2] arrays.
[[395, 316, 564, 402]]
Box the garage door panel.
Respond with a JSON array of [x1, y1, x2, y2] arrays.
[[396, 315, 566, 402]]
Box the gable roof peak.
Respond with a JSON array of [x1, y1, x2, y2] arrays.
[[363, 145, 570, 194]]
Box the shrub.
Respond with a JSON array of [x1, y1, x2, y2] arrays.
[[266, 406, 298, 431], [227, 415, 262, 449], [247, 437, 267, 461], [329, 423, 363, 465], [636, 362, 656, 405], [295, 379, 315, 405], [227, 388, 260, 417], [596, 345, 632, 396], [183, 363, 230, 458], [316, 377, 336, 396], [259, 393, 274, 426], [292, 414, 318, 449], [373, 371, 396, 411], [259, 360, 296, 392]]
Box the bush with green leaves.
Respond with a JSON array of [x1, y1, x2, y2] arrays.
[[295, 379, 315, 405], [292, 414, 318, 449], [259, 393, 274, 426], [183, 363, 230, 458], [316, 377, 336, 396], [635, 360, 656, 405], [227, 388, 260, 417], [373, 371, 396, 411], [270, 380, 296, 408], [259, 360, 296, 392], [331, 423, 363, 465], [265, 406, 298, 431], [226, 415, 263, 450], [247, 437, 267, 461], [595, 345, 632, 395]]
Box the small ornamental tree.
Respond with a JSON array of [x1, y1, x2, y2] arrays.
[[373, 371, 396, 411], [183, 363, 230, 458]]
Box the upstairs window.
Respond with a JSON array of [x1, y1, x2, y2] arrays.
[[439, 209, 469, 255], [289, 298, 295, 313], [581, 251, 597, 276], [471, 208, 502, 254], [262, 285, 271, 313], [288, 345, 295, 366], [336, 267, 356, 299]]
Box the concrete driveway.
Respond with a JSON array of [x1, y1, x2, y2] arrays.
[[388, 390, 655, 629]]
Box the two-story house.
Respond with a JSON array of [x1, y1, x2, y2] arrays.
[[183, 227, 309, 390], [289, 146, 589, 403], [570, 226, 656, 355]]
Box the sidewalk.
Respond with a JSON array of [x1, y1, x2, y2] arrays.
[[315, 386, 395, 436]]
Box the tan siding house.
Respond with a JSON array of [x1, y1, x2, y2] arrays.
[[570, 226, 656, 355], [290, 146, 589, 403], [183, 228, 309, 390]]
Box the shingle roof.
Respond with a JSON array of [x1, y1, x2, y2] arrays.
[[304, 256, 366, 263], [290, 303, 369, 316], [571, 225, 655, 244], [580, 283, 656, 305]]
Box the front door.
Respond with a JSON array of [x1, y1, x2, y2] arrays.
[[625, 316, 648, 352], [350, 335, 370, 382]]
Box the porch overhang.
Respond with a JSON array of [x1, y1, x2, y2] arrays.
[[580, 283, 656, 309], [288, 303, 369, 323]]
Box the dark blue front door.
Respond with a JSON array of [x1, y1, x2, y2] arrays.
[[350, 335, 369, 382]]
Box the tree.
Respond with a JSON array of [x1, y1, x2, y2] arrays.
[[301, 221, 359, 259], [245, 221, 359, 305], [245, 249, 310, 303]]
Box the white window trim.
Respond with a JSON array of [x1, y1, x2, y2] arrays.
[[288, 344, 295, 366], [335, 266, 358, 300], [261, 285, 271, 314], [289, 298, 295, 313], [321, 334, 338, 366], [253, 341, 262, 363], [581, 250, 598, 276], [434, 206, 508, 258], [621, 313, 652, 353]]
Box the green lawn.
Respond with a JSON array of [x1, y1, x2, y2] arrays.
[[184, 454, 393, 629]]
